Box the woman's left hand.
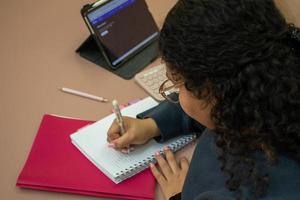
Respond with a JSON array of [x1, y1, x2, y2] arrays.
[[150, 146, 190, 200]]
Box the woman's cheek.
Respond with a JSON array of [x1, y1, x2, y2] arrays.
[[179, 87, 215, 129], [179, 87, 198, 119]]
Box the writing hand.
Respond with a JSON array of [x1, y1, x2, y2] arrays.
[[107, 117, 160, 152]]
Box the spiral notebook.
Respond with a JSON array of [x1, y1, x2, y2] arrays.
[[70, 97, 196, 183]]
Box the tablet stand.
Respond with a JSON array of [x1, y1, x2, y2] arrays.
[[76, 35, 159, 80]]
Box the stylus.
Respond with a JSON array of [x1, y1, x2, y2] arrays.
[[112, 100, 126, 135], [60, 87, 108, 103], [111, 99, 135, 154]]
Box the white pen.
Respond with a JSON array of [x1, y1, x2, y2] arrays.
[[111, 100, 134, 153], [60, 87, 108, 103], [112, 100, 126, 135]]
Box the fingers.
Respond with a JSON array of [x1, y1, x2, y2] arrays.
[[107, 119, 121, 143], [112, 133, 132, 149], [155, 151, 173, 178], [107, 119, 130, 151], [179, 157, 189, 172], [107, 117, 137, 153], [153, 148, 189, 177], [151, 152, 188, 200], [164, 146, 179, 173], [149, 163, 166, 186]]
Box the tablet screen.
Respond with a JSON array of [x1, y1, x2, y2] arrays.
[[86, 0, 159, 66]]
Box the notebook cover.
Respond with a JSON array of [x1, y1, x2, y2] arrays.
[[16, 114, 155, 200]]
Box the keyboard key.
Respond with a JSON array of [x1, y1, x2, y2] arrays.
[[146, 81, 154, 86], [134, 64, 167, 101]]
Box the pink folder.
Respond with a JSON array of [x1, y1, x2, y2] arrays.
[[16, 114, 155, 200]]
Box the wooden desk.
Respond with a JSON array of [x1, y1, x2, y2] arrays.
[[0, 1, 299, 200]]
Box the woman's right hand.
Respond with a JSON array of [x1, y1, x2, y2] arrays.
[[107, 116, 160, 151]]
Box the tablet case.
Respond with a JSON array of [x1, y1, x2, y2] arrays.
[[76, 35, 159, 79]]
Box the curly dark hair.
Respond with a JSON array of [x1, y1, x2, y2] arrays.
[[159, 0, 300, 198]]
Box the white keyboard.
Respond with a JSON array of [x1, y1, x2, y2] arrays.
[[134, 64, 167, 101]]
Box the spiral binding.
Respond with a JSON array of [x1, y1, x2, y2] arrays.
[[114, 134, 197, 183]]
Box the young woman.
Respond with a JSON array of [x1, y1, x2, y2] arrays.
[[107, 0, 300, 199]]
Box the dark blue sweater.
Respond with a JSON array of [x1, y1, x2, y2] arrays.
[[138, 101, 300, 200]]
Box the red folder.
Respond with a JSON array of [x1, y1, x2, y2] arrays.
[[16, 114, 155, 200]]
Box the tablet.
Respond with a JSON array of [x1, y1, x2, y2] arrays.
[[81, 0, 159, 69]]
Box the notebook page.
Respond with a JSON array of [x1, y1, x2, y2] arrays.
[[70, 97, 158, 176], [91, 136, 193, 177], [71, 97, 196, 183]]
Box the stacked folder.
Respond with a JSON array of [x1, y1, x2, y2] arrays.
[[16, 114, 155, 200]]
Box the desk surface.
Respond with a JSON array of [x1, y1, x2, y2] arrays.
[[1, 1, 299, 200]]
